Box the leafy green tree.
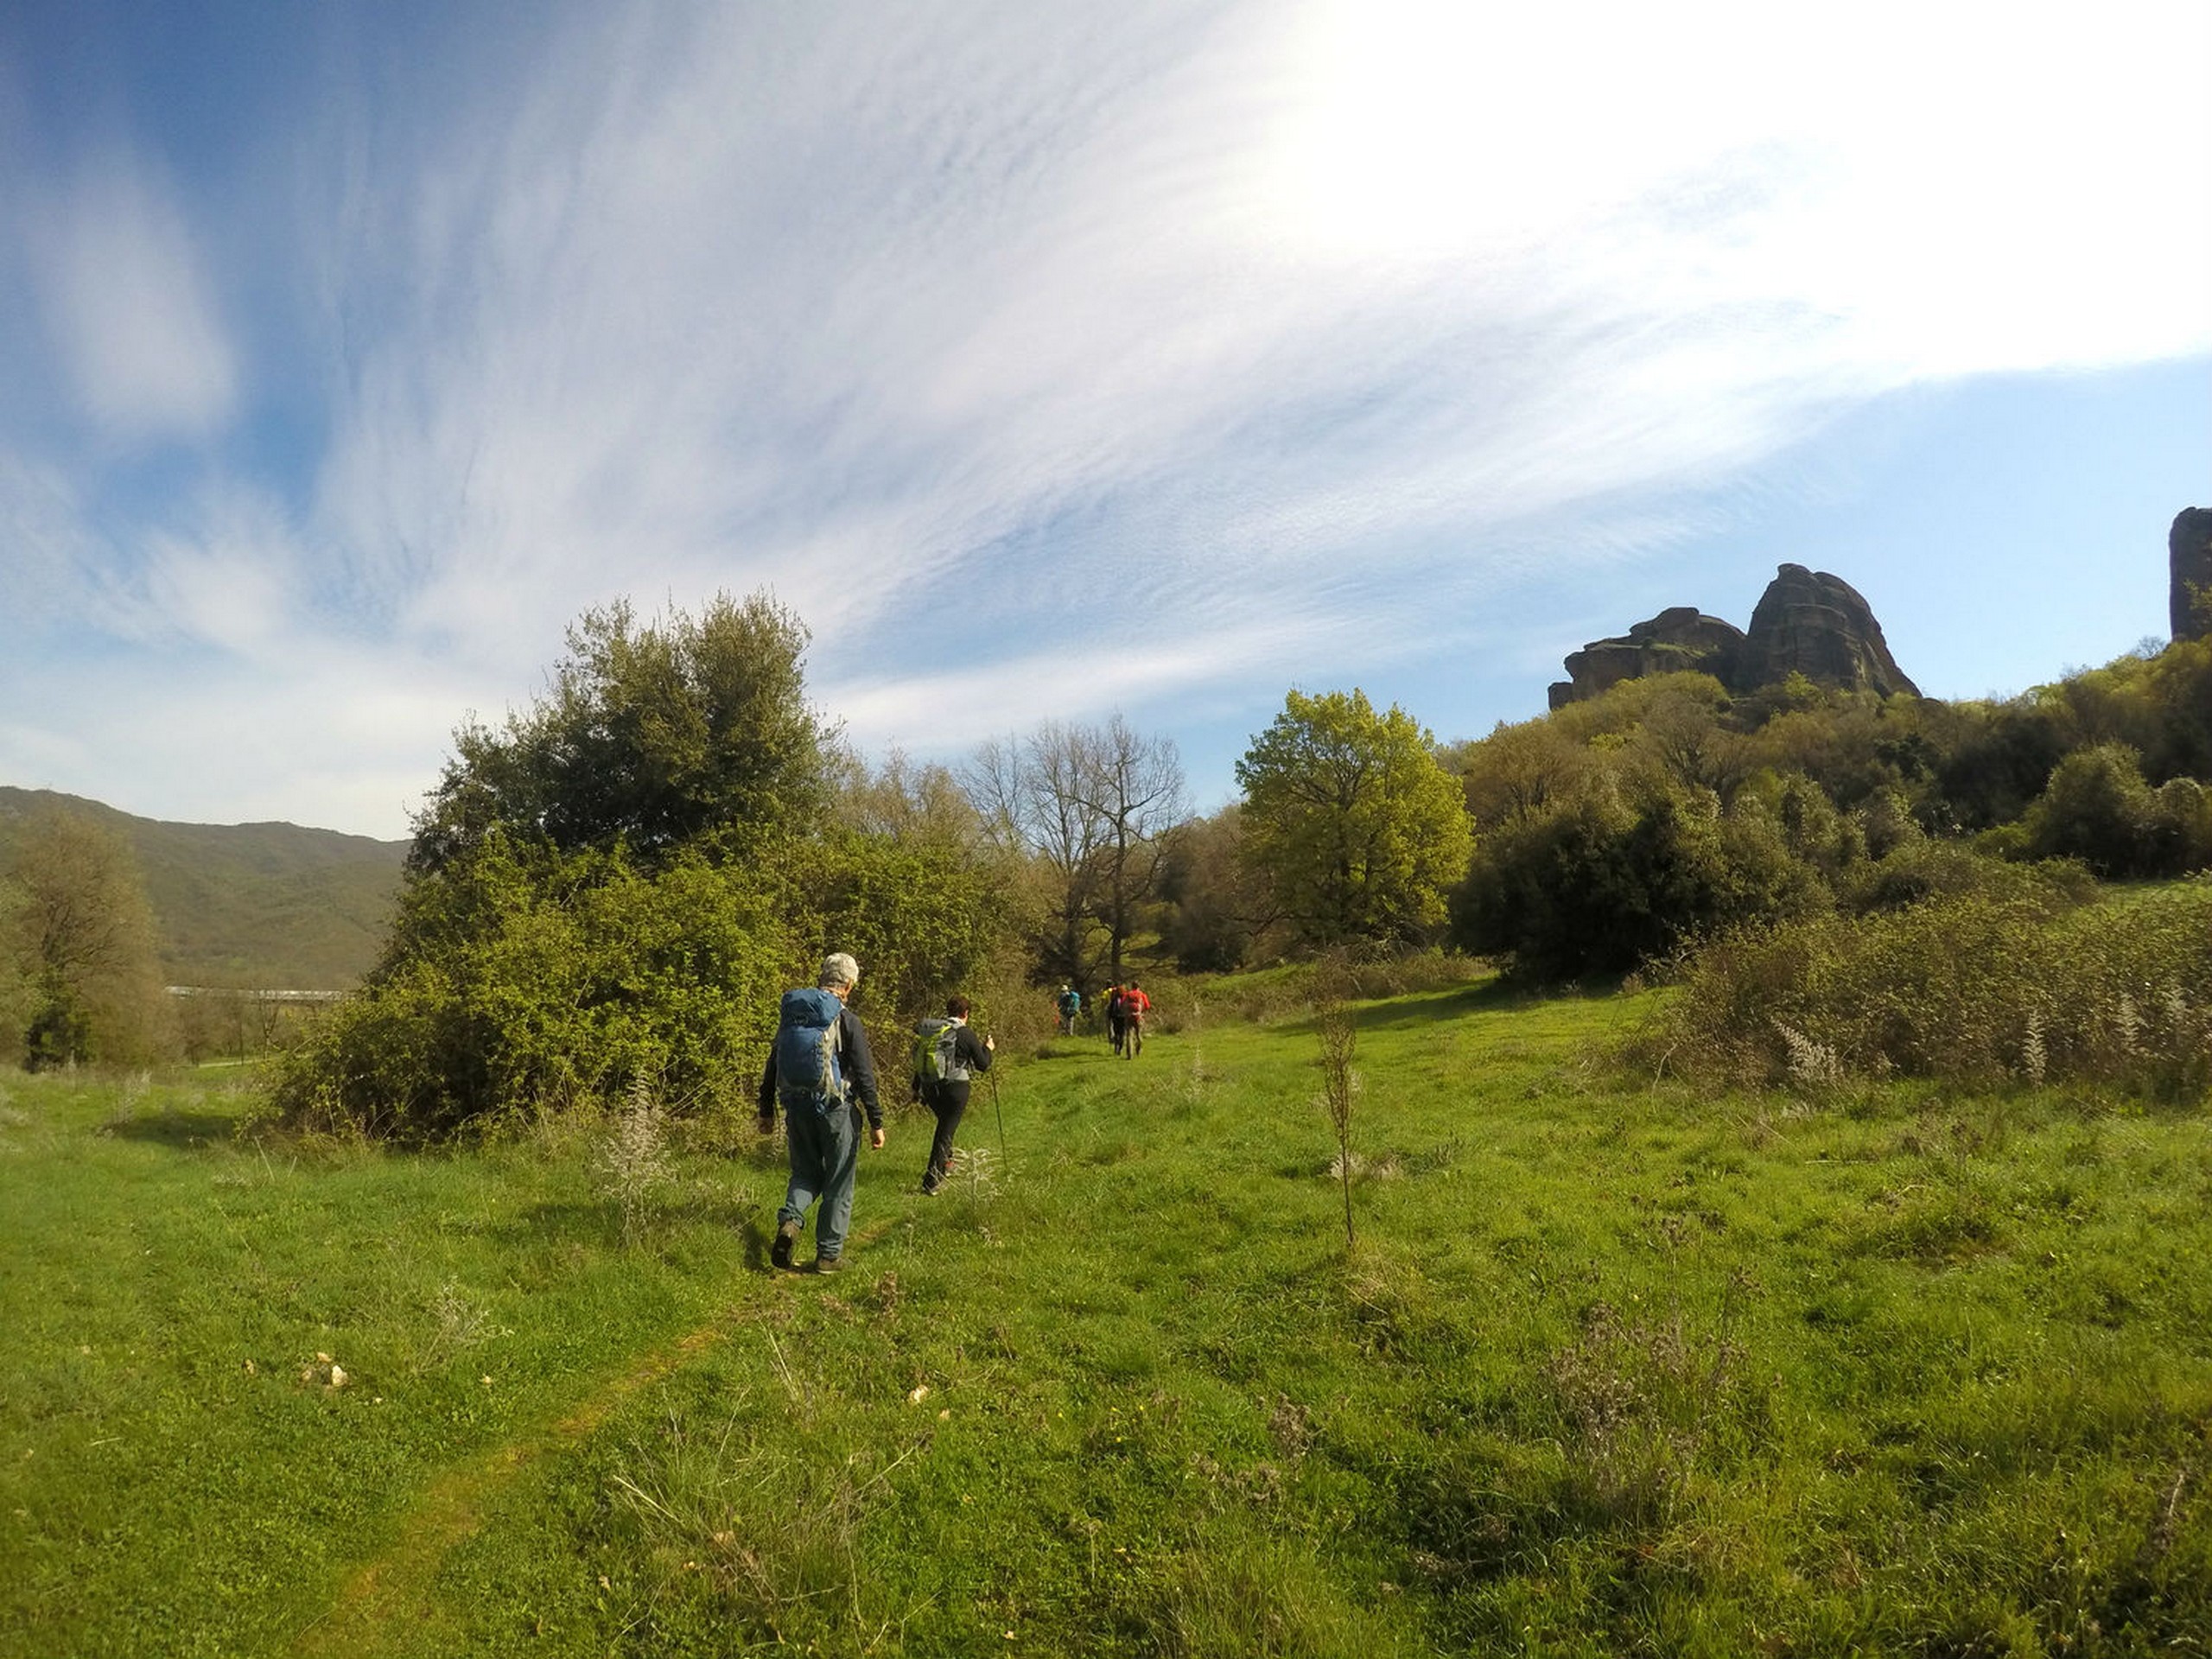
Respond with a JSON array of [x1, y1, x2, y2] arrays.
[[1929, 698, 2069, 830], [1454, 776, 1827, 981], [1446, 716, 1589, 830], [2018, 741, 2212, 878], [4, 808, 175, 1067], [276, 593, 1015, 1138], [410, 591, 831, 874], [0, 874, 31, 1069], [833, 747, 986, 849], [1236, 689, 1472, 949]]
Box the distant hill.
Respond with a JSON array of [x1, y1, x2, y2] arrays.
[[0, 787, 406, 991]]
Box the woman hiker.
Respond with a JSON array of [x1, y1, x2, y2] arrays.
[[914, 994, 995, 1195]]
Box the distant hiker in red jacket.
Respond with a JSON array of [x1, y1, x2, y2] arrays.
[[1120, 982, 1152, 1058]]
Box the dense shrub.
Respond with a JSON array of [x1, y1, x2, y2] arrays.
[[270, 594, 1018, 1140], [1837, 837, 2096, 916], [270, 823, 1018, 1139], [267, 839, 793, 1137], [2018, 743, 2212, 878], [1453, 779, 1825, 981], [1643, 877, 2212, 1101], [783, 829, 1005, 1034]]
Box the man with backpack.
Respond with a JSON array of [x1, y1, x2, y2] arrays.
[[1105, 984, 1126, 1055], [758, 952, 883, 1274], [1120, 981, 1152, 1059], [913, 995, 994, 1195], [1056, 984, 1081, 1036]]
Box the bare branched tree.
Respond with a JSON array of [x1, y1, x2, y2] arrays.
[[965, 724, 1107, 985], [1069, 715, 1187, 978], [962, 715, 1185, 984]]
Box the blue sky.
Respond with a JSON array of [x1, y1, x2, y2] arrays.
[[3, 0, 2206, 841]]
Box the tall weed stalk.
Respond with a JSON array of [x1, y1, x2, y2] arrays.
[[1314, 964, 1360, 1249]]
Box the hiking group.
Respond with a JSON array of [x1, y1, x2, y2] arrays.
[[760, 955, 1161, 1273], [1103, 981, 1151, 1058], [1051, 980, 1155, 1056], [759, 951, 995, 1272]]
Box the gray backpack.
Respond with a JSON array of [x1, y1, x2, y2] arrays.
[[912, 1017, 970, 1085]]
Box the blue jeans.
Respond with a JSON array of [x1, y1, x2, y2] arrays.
[[779, 1099, 862, 1260]]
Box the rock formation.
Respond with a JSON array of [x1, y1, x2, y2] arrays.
[[2173, 507, 2212, 643], [1549, 565, 1919, 709], [1736, 564, 1920, 699], [1549, 608, 1745, 710]]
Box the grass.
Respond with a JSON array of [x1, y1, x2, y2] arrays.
[[3, 980, 2209, 1656]]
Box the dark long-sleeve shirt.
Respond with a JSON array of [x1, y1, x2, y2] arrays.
[[920, 1020, 994, 1111], [758, 1004, 882, 1129]]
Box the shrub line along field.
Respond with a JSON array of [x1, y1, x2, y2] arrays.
[[3, 971, 2209, 1656]]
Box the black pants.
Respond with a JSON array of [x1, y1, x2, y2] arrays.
[[921, 1081, 969, 1191]]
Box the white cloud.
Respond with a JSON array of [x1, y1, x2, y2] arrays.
[[28, 153, 238, 440], [829, 612, 1340, 757], [309, 0, 2204, 675], [0, 454, 104, 628]]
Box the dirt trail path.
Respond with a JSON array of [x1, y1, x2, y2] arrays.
[[289, 1322, 728, 1656], [292, 1219, 893, 1657]]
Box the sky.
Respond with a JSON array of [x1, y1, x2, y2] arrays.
[[2, 0, 2207, 842]]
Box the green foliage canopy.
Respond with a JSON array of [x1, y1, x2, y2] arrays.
[[1236, 689, 1472, 949], [1448, 639, 2212, 982], [2, 807, 175, 1068], [410, 593, 832, 874]]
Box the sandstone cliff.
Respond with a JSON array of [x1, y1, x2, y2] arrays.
[[1737, 564, 1920, 699], [1549, 565, 1918, 709], [2173, 507, 2212, 643]]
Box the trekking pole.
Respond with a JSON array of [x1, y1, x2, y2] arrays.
[[988, 1063, 1008, 1173]]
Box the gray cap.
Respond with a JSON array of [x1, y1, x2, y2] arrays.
[[818, 951, 860, 989]]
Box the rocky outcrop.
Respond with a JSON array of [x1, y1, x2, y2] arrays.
[[1548, 607, 1745, 710], [1549, 565, 1918, 709], [2173, 507, 2212, 643], [1737, 564, 1920, 698]]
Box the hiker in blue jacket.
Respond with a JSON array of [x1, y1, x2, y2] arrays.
[[757, 951, 883, 1274]]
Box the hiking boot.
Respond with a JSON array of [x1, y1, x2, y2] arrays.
[[919, 1181, 939, 1197], [813, 1254, 844, 1274], [771, 1218, 800, 1270]]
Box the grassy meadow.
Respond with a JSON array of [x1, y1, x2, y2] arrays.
[[3, 976, 2209, 1656]]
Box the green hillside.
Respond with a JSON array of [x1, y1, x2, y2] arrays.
[[0, 787, 404, 991]]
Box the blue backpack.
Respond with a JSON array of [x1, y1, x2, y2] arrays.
[[774, 988, 846, 1116]]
